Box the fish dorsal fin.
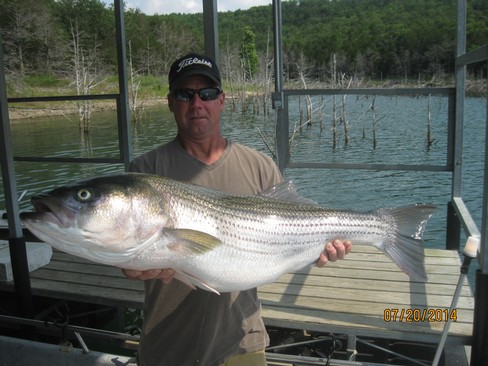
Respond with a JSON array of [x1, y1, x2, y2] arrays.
[[259, 181, 317, 205], [165, 228, 222, 256]]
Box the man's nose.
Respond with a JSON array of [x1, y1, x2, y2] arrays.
[[190, 93, 205, 106]]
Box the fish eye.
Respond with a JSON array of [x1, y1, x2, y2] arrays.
[[77, 189, 92, 201]]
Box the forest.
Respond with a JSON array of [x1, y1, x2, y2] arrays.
[[0, 0, 487, 91]]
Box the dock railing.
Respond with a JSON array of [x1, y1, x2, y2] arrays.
[[0, 0, 131, 319], [270, 0, 487, 363], [0, 0, 486, 363], [456, 41, 488, 365]]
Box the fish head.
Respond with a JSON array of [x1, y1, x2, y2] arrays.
[[20, 174, 170, 264]]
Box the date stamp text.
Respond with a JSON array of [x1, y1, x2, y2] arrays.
[[383, 308, 457, 322]]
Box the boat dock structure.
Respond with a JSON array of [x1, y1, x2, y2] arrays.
[[0, 240, 475, 365], [1, 0, 487, 365]]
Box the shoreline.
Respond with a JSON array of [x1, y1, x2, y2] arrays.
[[7, 98, 166, 121], [7, 80, 486, 121]]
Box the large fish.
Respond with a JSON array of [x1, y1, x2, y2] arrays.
[[20, 173, 436, 293]]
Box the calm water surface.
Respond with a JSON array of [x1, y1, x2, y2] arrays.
[[2, 96, 486, 255]]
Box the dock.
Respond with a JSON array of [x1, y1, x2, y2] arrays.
[[0, 241, 474, 363]]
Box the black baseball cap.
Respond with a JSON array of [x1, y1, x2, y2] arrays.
[[168, 53, 221, 90]]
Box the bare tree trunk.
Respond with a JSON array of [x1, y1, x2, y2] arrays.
[[70, 21, 104, 133], [369, 96, 384, 149], [128, 41, 144, 124], [427, 94, 433, 148], [332, 54, 337, 148]]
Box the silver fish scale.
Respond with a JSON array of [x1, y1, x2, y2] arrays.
[[160, 178, 392, 260], [21, 174, 434, 291], [157, 185, 397, 290]]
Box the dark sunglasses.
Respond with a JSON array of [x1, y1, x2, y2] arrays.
[[171, 87, 222, 102]]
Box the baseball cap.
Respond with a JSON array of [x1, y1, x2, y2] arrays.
[[168, 53, 221, 90]]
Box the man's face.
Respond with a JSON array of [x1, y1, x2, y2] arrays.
[[168, 75, 225, 141]]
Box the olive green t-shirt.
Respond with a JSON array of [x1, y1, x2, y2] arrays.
[[129, 138, 282, 366]]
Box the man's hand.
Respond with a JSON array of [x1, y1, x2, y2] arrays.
[[316, 239, 352, 267], [122, 268, 176, 283]]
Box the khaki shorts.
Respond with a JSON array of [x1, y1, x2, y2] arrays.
[[219, 350, 267, 366]]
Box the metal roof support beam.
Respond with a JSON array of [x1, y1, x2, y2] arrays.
[[0, 35, 34, 319], [203, 0, 219, 65], [115, 0, 132, 171], [471, 39, 488, 366], [450, 0, 488, 362], [272, 0, 287, 174]]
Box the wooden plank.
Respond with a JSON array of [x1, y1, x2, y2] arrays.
[[258, 247, 473, 345], [270, 272, 472, 297], [0, 246, 474, 347], [0, 249, 145, 308], [260, 305, 471, 338], [261, 307, 471, 345], [28, 277, 144, 309], [259, 282, 474, 311]]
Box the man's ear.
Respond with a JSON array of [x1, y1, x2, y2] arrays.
[[168, 94, 174, 112], [219, 92, 226, 112]]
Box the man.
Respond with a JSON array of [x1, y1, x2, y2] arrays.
[[124, 53, 352, 366]]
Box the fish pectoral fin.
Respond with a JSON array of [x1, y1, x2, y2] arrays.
[[174, 270, 220, 295], [165, 228, 222, 256]]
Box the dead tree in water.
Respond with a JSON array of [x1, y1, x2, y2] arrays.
[[331, 54, 352, 147], [70, 21, 104, 133], [128, 41, 144, 124], [369, 96, 385, 149], [370, 96, 377, 148], [71, 22, 90, 132], [260, 27, 274, 117], [340, 83, 352, 145], [426, 94, 434, 148], [292, 52, 314, 129], [221, 40, 238, 112], [331, 54, 337, 148]]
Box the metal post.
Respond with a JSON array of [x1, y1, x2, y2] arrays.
[[446, 90, 461, 250], [480, 55, 488, 276], [471, 270, 488, 364], [0, 35, 34, 318], [471, 56, 488, 366], [452, 0, 466, 200], [114, 0, 132, 171], [272, 0, 287, 174], [203, 0, 219, 65], [446, 201, 461, 250]]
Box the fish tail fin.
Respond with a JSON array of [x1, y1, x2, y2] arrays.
[[378, 204, 436, 282]]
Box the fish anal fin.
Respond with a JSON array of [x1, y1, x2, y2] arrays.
[[174, 270, 220, 295]]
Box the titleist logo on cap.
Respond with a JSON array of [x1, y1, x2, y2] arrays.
[[177, 57, 213, 73]]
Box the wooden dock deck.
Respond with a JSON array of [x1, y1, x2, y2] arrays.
[[0, 243, 474, 349]]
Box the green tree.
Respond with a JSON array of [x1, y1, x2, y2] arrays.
[[0, 0, 64, 75], [239, 26, 258, 80]]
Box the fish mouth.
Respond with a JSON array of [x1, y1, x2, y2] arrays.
[[20, 196, 77, 228]]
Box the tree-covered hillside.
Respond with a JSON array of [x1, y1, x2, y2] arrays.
[[0, 0, 486, 85]]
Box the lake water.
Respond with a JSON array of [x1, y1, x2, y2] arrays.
[[2, 95, 486, 256]]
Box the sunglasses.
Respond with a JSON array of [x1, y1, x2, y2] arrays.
[[171, 87, 222, 102]]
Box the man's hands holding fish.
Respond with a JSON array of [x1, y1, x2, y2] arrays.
[[122, 239, 352, 283], [317, 239, 352, 266]]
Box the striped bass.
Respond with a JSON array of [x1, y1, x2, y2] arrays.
[[20, 173, 436, 293]]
